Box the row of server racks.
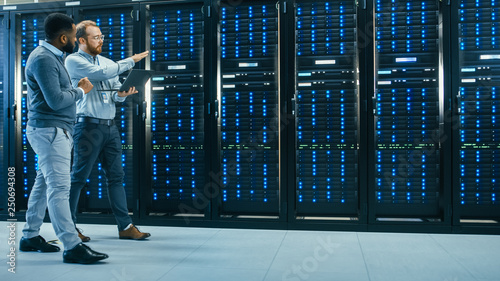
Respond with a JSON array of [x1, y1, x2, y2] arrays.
[[0, 0, 499, 233]]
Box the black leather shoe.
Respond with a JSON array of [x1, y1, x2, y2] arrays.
[[20, 236, 60, 252], [63, 243, 108, 264]]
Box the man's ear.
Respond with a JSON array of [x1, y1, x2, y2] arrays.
[[59, 33, 68, 45], [78, 37, 86, 45]]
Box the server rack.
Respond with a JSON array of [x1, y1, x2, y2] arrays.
[[73, 3, 139, 214], [1, 0, 498, 233], [144, 1, 209, 218], [371, 0, 446, 221], [454, 0, 500, 223], [293, 0, 361, 219], [216, 0, 281, 216], [13, 7, 70, 211]]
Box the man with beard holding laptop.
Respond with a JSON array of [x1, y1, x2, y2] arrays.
[[65, 20, 150, 242]]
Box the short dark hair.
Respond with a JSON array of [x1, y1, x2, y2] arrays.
[[44, 13, 74, 41]]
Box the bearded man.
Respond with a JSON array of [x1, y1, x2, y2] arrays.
[[65, 20, 150, 242]]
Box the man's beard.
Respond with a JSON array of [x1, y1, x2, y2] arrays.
[[62, 41, 75, 54], [88, 44, 102, 56]]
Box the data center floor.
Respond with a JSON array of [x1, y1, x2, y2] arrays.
[[1, 221, 499, 281]]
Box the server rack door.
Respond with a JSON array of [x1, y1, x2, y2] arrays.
[[294, 1, 360, 217], [14, 9, 69, 211], [372, 0, 444, 218], [1, 13, 6, 212], [217, 1, 280, 215], [455, 0, 500, 219], [75, 6, 137, 212], [145, 2, 207, 215]]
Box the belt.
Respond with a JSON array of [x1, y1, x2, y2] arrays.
[[77, 117, 115, 126]]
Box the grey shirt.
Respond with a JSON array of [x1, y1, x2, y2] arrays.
[[65, 49, 135, 120], [26, 41, 84, 133]]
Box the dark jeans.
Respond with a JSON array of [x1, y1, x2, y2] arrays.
[[70, 122, 132, 231]]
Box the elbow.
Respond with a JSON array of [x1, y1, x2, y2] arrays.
[[46, 100, 64, 111], [46, 94, 73, 111], [89, 70, 114, 81], [100, 69, 119, 80]]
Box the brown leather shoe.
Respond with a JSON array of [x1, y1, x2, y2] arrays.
[[76, 228, 91, 242], [119, 224, 151, 240]]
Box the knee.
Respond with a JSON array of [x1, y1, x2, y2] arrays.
[[46, 185, 70, 201], [106, 171, 124, 187], [70, 171, 89, 187]]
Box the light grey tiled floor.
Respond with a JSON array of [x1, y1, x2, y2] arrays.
[[1, 221, 499, 281]]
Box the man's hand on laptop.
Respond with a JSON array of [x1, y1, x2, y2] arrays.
[[117, 86, 138, 97]]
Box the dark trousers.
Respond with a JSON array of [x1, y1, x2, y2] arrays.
[[69, 122, 132, 231]]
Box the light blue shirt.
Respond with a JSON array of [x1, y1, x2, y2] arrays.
[[40, 40, 64, 58], [40, 40, 85, 96], [65, 48, 135, 119]]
